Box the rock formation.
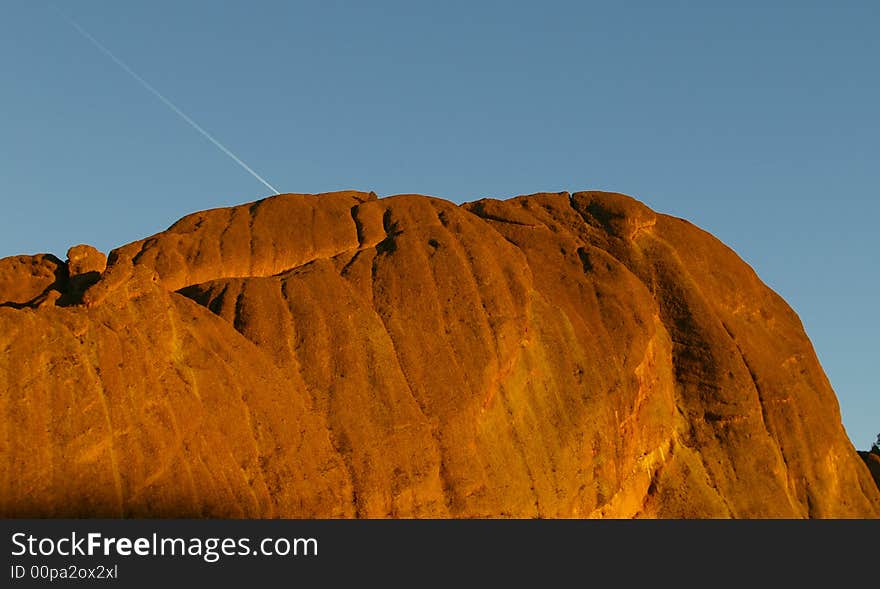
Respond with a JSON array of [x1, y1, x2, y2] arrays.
[[0, 253, 67, 308], [1, 190, 877, 518]]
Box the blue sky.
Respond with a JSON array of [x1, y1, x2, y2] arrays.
[[1, 1, 877, 448]]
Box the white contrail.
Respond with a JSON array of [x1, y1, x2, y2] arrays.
[[58, 11, 281, 195]]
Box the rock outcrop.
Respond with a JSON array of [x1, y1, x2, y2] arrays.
[[1, 190, 877, 518], [64, 244, 107, 304], [0, 253, 67, 308]]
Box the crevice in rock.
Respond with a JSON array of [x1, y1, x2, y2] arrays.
[[720, 320, 800, 515]]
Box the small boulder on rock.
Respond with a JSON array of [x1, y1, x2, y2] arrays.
[[65, 244, 107, 302]]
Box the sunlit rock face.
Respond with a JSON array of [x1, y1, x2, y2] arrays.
[[1, 190, 877, 518]]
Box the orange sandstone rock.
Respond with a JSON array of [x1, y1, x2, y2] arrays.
[[0, 254, 66, 307], [0, 190, 877, 518]]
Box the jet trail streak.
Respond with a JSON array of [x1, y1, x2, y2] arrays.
[[60, 12, 281, 195]]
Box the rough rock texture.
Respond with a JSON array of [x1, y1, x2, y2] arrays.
[[0, 254, 67, 308], [65, 245, 107, 304], [1, 190, 878, 518]]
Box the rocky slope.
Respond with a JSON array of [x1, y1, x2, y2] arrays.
[[1, 190, 877, 518]]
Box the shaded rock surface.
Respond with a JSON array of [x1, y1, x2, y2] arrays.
[[1, 190, 877, 518], [860, 450, 880, 492]]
